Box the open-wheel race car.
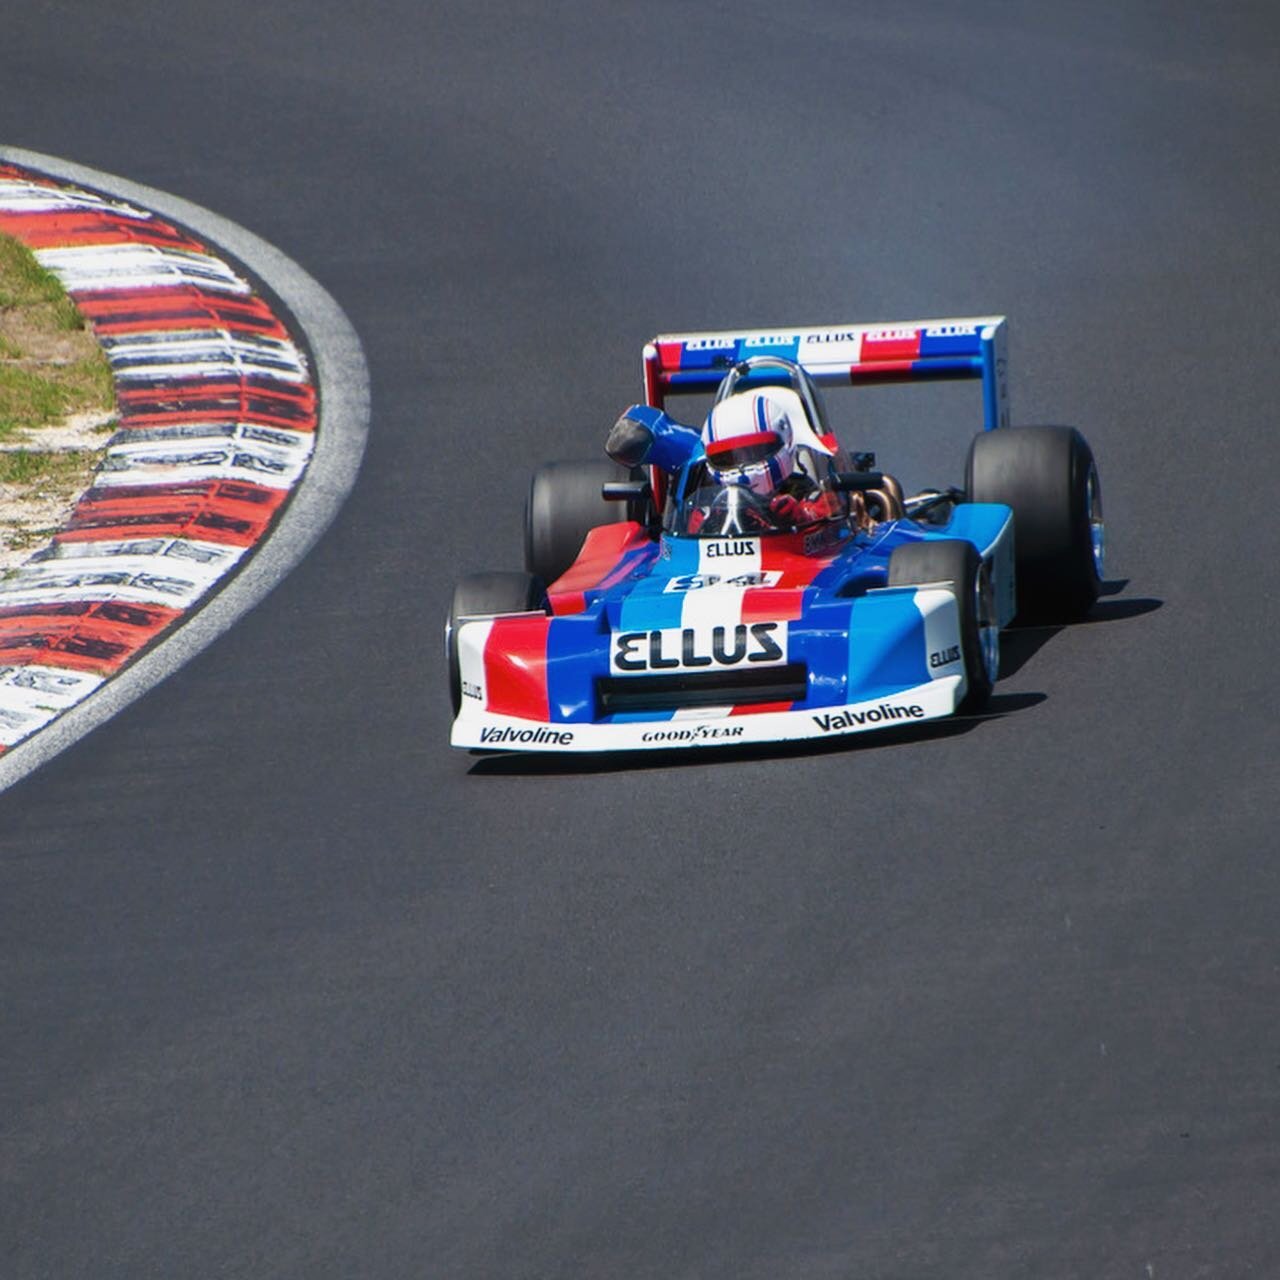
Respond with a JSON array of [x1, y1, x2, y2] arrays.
[[446, 317, 1104, 753]]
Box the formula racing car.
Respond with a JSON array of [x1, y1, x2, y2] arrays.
[[447, 316, 1104, 753]]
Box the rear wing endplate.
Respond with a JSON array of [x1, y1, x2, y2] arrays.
[[643, 315, 1009, 430]]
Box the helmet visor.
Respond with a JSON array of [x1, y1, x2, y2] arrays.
[[705, 430, 783, 472]]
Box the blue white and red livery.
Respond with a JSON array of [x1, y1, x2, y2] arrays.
[[447, 316, 1104, 753]]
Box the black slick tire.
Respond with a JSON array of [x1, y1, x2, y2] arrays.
[[887, 538, 996, 711], [965, 425, 1103, 621], [524, 459, 634, 586], [446, 571, 546, 715]]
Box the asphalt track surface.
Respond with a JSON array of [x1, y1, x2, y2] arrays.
[[3, 4, 1278, 1277]]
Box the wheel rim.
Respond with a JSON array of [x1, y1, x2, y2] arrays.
[[975, 564, 1000, 686], [1087, 463, 1105, 578]]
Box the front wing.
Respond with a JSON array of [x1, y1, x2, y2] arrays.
[[451, 674, 963, 752], [450, 584, 968, 753]]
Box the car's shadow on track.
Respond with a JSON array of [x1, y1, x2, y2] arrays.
[[466, 691, 1047, 777], [998, 580, 1162, 679]]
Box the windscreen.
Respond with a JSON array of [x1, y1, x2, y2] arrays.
[[665, 451, 844, 537]]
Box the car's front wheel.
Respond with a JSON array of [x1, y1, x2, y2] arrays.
[[965, 425, 1104, 621]]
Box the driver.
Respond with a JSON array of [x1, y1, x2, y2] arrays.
[[691, 392, 840, 533]]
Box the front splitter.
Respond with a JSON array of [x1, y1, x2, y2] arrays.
[[451, 676, 963, 753]]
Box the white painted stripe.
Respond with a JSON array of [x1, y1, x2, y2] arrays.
[[102, 330, 309, 383], [105, 422, 313, 450], [99, 329, 296, 353], [31, 536, 247, 568], [0, 537, 243, 607], [0, 666, 107, 747], [0, 664, 106, 699], [0, 566, 217, 609], [92, 464, 301, 491], [109, 358, 308, 384], [36, 243, 251, 295], [96, 436, 313, 489], [0, 701, 64, 747], [0, 178, 152, 220]]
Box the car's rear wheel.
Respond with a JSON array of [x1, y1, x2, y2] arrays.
[[965, 425, 1104, 621], [887, 538, 997, 711], [524, 459, 636, 586], [446, 571, 546, 715]]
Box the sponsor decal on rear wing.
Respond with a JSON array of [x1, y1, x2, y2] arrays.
[[643, 316, 1009, 431]]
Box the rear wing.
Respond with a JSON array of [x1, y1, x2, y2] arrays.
[[643, 315, 1009, 431]]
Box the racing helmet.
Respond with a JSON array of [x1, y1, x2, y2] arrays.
[[702, 392, 796, 498]]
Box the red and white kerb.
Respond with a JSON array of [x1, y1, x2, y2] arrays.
[[0, 164, 317, 752]]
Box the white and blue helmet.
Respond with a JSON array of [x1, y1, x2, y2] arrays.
[[702, 392, 796, 498]]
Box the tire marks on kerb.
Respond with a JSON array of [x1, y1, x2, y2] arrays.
[[0, 148, 369, 791]]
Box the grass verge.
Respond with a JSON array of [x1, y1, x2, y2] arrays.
[[0, 232, 115, 566], [0, 358, 114, 438], [0, 233, 83, 325]]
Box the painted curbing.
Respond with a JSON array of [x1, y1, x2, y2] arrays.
[[0, 148, 369, 793]]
